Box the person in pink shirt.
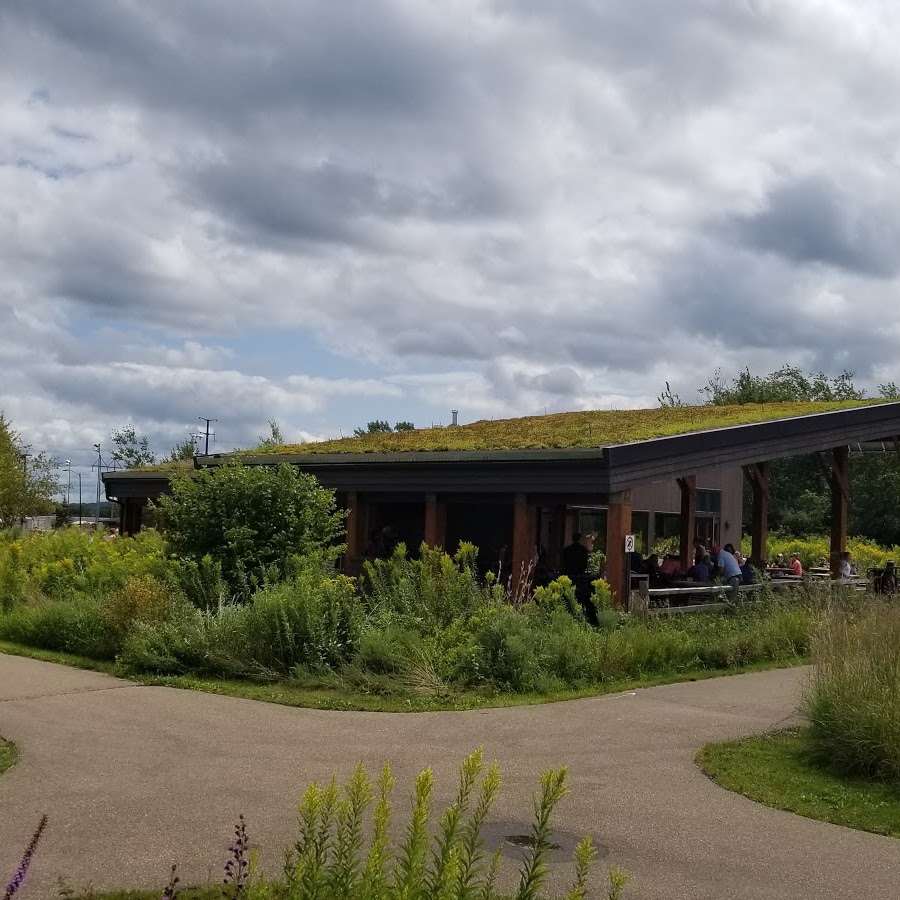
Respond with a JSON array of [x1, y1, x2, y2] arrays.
[[790, 553, 803, 576]]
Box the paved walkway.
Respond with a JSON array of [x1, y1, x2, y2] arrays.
[[1, 655, 898, 900]]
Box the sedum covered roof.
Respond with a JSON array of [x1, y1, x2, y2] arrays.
[[253, 401, 882, 456]]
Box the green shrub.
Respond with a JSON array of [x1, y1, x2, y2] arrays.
[[364, 543, 499, 631], [105, 575, 184, 639], [168, 554, 228, 610], [121, 561, 364, 678], [803, 602, 900, 784], [532, 576, 582, 618], [0, 527, 171, 610], [156, 461, 345, 598], [0, 596, 118, 659]]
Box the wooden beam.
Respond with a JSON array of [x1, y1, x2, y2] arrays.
[[677, 475, 696, 573], [344, 491, 367, 574], [423, 493, 447, 548], [830, 446, 850, 578], [511, 493, 537, 594], [744, 462, 769, 565], [605, 490, 632, 610]]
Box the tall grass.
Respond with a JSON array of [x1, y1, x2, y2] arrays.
[[803, 601, 900, 784]]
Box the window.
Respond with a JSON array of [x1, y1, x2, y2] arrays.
[[697, 490, 721, 514]]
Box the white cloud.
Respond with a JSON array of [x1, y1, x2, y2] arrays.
[[2, 0, 900, 461]]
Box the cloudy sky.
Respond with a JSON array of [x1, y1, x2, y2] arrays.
[[3, 0, 900, 485]]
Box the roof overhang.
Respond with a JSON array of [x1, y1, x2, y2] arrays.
[[102, 401, 900, 501]]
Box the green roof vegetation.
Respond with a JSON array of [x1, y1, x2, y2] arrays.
[[254, 400, 883, 455]]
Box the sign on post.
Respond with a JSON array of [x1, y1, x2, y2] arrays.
[[624, 534, 636, 553]]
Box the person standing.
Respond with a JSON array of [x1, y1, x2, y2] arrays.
[[562, 533, 589, 579], [719, 543, 743, 597]]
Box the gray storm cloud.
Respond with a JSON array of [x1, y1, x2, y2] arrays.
[[2, 0, 900, 454]]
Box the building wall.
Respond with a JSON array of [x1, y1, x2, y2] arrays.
[[629, 465, 744, 550]]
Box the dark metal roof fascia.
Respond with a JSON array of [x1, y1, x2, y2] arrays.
[[101, 472, 171, 501], [603, 402, 900, 490], [103, 456, 612, 497], [196, 448, 606, 466]]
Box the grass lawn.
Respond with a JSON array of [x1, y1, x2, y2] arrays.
[[0, 737, 17, 775], [698, 729, 900, 838], [0, 639, 806, 713]]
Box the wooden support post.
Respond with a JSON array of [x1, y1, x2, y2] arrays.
[[743, 462, 769, 565], [551, 505, 568, 569], [344, 491, 367, 575], [423, 493, 447, 548], [677, 476, 696, 573], [830, 446, 850, 578], [121, 498, 146, 536], [511, 494, 537, 594], [606, 490, 632, 610]]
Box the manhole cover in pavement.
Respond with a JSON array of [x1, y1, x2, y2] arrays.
[[480, 822, 608, 863]]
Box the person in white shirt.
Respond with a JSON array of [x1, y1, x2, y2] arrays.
[[839, 551, 853, 580]]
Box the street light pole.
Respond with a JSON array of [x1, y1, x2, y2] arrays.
[[93, 444, 102, 526], [77, 473, 83, 525], [65, 459, 71, 508], [18, 453, 31, 525]]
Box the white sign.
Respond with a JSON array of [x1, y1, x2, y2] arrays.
[[624, 534, 636, 553]]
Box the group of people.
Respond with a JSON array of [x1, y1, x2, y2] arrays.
[[558, 532, 899, 598]]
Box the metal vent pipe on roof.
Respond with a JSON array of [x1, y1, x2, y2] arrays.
[[451, 410, 458, 426]]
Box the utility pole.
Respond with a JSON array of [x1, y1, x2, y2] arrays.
[[77, 473, 83, 525], [93, 443, 102, 526], [198, 417, 217, 456]]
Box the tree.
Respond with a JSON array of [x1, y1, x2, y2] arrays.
[[0, 413, 59, 525], [167, 435, 198, 463], [258, 419, 286, 448], [698, 365, 865, 406], [111, 425, 156, 469], [353, 420, 416, 436], [156, 462, 345, 596]]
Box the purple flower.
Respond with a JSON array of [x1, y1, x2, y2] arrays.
[[223, 815, 249, 895], [161, 863, 180, 900], [3, 815, 48, 900]]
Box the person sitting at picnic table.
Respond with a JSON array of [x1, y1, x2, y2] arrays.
[[790, 553, 803, 577], [718, 543, 743, 595], [659, 554, 682, 579], [878, 561, 898, 594], [646, 553, 670, 587], [693, 537, 707, 566], [687, 554, 712, 583], [741, 557, 758, 585], [839, 550, 853, 580]]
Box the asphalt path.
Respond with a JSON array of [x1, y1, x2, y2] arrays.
[[1, 655, 898, 899]]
